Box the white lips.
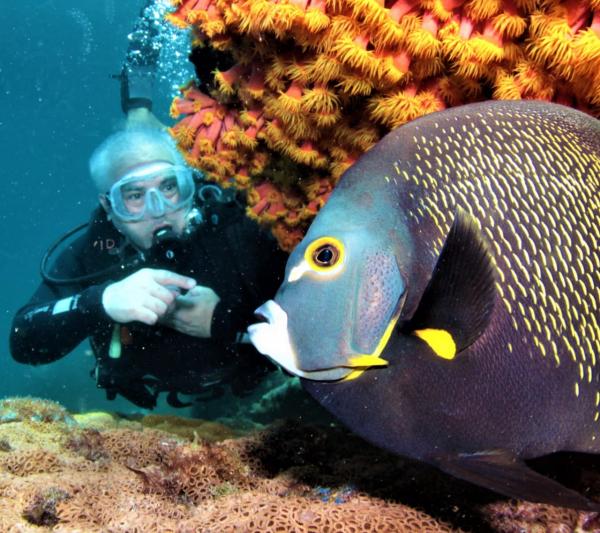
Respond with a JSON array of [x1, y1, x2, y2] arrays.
[[247, 300, 308, 376], [248, 300, 349, 380]]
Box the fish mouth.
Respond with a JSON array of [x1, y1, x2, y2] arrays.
[[248, 300, 364, 381], [248, 300, 318, 379]]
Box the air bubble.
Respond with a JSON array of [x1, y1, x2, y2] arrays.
[[68, 8, 94, 63]]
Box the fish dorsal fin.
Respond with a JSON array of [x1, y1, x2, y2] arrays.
[[408, 209, 497, 357], [436, 450, 600, 511]]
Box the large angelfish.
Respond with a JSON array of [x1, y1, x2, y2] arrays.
[[249, 100, 600, 509]]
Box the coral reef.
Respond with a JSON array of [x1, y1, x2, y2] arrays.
[[166, 0, 600, 249], [139, 413, 242, 441], [483, 499, 596, 532], [1, 396, 600, 531], [0, 396, 74, 425]]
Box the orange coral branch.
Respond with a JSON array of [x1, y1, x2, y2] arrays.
[[214, 64, 245, 96]]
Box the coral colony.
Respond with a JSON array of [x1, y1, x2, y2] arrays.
[[2, 397, 600, 530], [0, 397, 460, 531], [165, 0, 600, 249]]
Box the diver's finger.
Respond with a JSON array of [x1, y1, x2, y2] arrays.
[[152, 270, 196, 290], [149, 284, 177, 306], [144, 296, 168, 318], [131, 307, 159, 325]]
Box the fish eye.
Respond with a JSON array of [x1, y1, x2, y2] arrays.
[[313, 244, 339, 267], [305, 236, 345, 274]]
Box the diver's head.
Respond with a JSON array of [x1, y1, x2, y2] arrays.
[[90, 128, 194, 250]]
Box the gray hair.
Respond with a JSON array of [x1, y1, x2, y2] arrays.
[[89, 128, 187, 192]]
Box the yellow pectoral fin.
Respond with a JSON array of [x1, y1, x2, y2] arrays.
[[342, 369, 367, 381], [413, 328, 457, 360], [342, 356, 389, 381], [348, 354, 389, 368], [340, 314, 398, 381]]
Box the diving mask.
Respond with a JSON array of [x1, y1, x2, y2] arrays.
[[107, 161, 195, 222]]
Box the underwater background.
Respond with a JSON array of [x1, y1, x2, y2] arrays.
[[0, 0, 205, 415], [1, 2, 600, 531]]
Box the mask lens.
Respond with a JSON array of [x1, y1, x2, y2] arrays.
[[119, 183, 146, 216], [159, 176, 179, 201], [109, 163, 194, 221]]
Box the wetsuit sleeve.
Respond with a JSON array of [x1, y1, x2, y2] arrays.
[[119, 0, 160, 113], [210, 215, 288, 340], [9, 247, 112, 365]]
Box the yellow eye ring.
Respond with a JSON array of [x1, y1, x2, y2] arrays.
[[305, 237, 345, 273]]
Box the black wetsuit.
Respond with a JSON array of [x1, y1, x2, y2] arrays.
[[10, 199, 288, 409]]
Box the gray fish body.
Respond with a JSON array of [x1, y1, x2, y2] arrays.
[[249, 100, 600, 507], [312, 100, 599, 452]]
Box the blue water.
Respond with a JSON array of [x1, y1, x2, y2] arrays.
[[0, 1, 202, 415]]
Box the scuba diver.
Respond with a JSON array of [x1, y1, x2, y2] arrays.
[[9, 2, 288, 410]]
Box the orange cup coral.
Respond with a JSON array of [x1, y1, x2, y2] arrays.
[[166, 0, 600, 250]]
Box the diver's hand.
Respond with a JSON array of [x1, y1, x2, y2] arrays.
[[102, 268, 196, 325], [161, 285, 220, 338]]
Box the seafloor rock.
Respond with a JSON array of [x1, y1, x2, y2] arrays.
[[140, 413, 242, 442], [0, 396, 599, 532]]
